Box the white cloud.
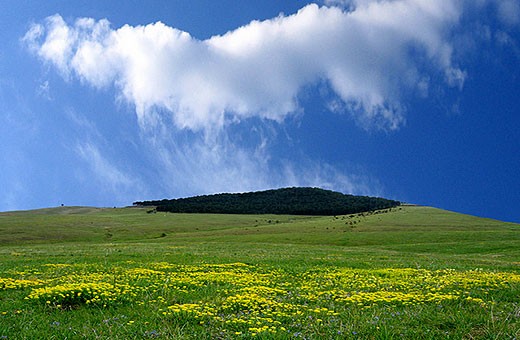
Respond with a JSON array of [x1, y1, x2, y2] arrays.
[[24, 15, 74, 78], [24, 2, 466, 132]]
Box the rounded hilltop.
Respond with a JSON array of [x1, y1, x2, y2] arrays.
[[134, 187, 400, 215]]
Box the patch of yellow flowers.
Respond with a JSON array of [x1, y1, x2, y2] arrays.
[[0, 277, 45, 290], [1, 262, 518, 336], [25, 282, 138, 306]]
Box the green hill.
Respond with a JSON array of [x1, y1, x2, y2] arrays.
[[133, 187, 400, 215], [1, 205, 519, 338], [1, 205, 518, 270]]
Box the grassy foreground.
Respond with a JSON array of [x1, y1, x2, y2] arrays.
[[0, 206, 519, 339]]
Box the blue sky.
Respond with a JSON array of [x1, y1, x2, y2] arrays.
[[1, 1, 519, 222]]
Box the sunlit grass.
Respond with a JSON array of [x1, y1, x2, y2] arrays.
[[2, 260, 519, 338], [0, 206, 519, 338]]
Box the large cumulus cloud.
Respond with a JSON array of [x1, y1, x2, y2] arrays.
[[24, 2, 465, 132]]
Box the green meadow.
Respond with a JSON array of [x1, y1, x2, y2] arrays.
[[0, 206, 519, 339]]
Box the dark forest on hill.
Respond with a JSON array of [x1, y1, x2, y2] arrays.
[[134, 187, 400, 215]]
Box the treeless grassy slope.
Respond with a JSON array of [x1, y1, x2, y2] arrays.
[[0, 205, 519, 338], [1, 205, 518, 269]]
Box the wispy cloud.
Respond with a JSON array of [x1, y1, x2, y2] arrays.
[[138, 126, 381, 198], [75, 142, 145, 203], [496, 0, 520, 26]]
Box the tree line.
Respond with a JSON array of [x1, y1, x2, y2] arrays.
[[133, 187, 400, 216]]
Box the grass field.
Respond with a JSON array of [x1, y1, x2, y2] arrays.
[[0, 206, 519, 339]]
